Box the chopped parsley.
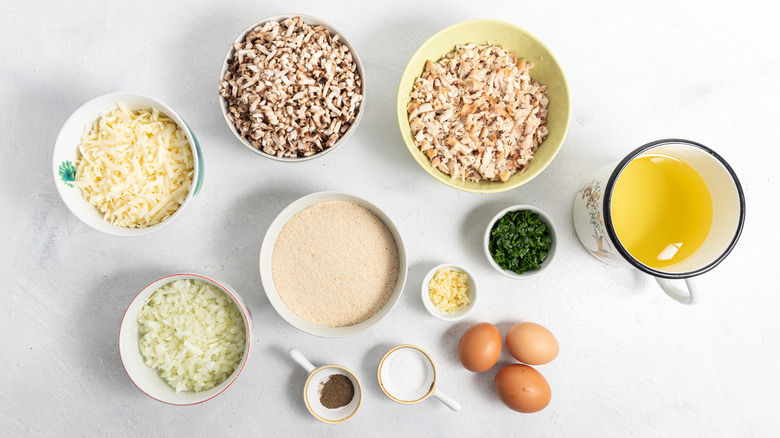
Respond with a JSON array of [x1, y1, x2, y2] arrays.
[[489, 210, 552, 275]]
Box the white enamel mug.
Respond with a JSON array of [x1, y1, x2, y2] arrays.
[[573, 139, 745, 304]]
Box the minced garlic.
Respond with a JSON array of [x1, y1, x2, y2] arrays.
[[428, 268, 470, 314]]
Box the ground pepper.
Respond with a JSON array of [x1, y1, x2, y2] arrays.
[[319, 374, 355, 409]]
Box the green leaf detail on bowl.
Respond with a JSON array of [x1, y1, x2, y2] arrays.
[[59, 161, 76, 187]]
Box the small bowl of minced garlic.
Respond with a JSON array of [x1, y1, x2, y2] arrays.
[[421, 264, 478, 321]]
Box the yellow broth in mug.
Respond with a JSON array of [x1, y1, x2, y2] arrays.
[[611, 153, 713, 269]]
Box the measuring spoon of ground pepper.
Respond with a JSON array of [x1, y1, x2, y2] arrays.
[[288, 348, 363, 423]]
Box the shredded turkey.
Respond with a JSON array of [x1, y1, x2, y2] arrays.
[[408, 43, 549, 182]]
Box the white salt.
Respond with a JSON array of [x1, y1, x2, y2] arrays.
[[385, 348, 434, 401]]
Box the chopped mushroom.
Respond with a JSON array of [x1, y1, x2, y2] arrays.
[[408, 43, 549, 182], [219, 17, 362, 158]]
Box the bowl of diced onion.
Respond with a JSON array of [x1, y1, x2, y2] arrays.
[[421, 264, 478, 321], [52, 92, 203, 236], [118, 273, 253, 405]]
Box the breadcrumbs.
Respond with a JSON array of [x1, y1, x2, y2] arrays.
[[271, 201, 399, 327]]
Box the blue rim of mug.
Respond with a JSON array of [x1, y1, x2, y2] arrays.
[[602, 138, 746, 279]]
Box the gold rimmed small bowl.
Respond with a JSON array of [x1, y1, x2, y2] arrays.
[[289, 348, 363, 423], [377, 345, 460, 411]]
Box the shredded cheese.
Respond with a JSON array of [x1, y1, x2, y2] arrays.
[[74, 103, 194, 228], [428, 268, 471, 314]]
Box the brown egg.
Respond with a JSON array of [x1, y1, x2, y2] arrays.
[[494, 364, 551, 413], [506, 322, 559, 365], [457, 322, 502, 372]]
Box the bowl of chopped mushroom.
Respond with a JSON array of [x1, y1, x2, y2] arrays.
[[219, 14, 365, 161], [397, 19, 571, 193]]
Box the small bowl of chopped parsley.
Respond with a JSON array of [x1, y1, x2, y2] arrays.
[[484, 205, 557, 278]]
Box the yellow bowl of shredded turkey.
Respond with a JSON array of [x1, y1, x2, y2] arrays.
[[397, 19, 571, 193]]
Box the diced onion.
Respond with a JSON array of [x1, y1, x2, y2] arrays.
[[137, 279, 247, 393]]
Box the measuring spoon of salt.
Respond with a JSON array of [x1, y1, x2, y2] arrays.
[[377, 344, 461, 412]]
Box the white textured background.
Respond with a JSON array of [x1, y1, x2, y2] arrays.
[[1, 0, 778, 436]]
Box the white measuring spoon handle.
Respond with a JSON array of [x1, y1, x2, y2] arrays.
[[433, 389, 461, 412], [288, 348, 316, 373]]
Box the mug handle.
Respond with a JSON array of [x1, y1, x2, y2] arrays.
[[655, 277, 698, 305]]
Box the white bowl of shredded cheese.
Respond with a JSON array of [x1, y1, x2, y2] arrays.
[[118, 273, 252, 405], [53, 92, 203, 235], [421, 264, 478, 321]]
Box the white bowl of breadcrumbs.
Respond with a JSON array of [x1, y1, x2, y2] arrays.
[[259, 192, 407, 337]]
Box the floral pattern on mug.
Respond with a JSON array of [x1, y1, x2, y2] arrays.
[[578, 180, 618, 261]]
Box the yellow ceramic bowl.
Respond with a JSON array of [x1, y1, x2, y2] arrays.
[[397, 19, 571, 193]]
